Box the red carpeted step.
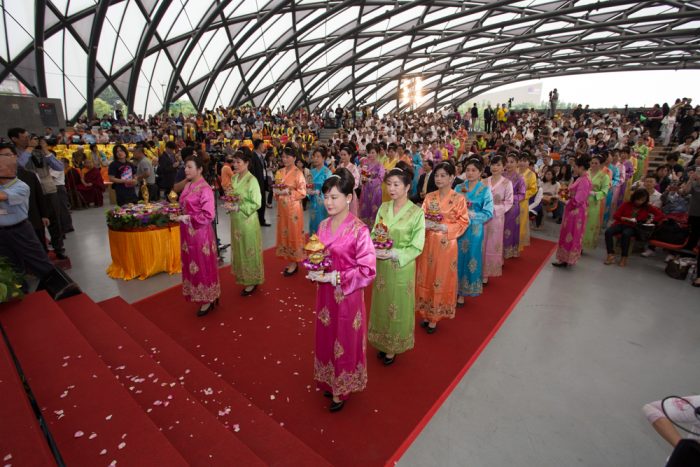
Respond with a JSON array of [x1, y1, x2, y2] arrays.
[[58, 294, 265, 466], [99, 296, 331, 467], [0, 334, 56, 467], [0, 292, 188, 466]]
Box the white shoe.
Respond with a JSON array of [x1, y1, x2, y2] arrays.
[[641, 248, 655, 257], [665, 254, 675, 262]]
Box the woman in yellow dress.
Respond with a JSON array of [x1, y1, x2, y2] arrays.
[[274, 146, 307, 276], [416, 162, 469, 334], [518, 154, 538, 252]]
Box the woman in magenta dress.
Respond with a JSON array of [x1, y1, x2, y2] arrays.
[[552, 157, 593, 268], [358, 143, 385, 226], [176, 156, 221, 316], [503, 153, 526, 259], [307, 168, 376, 412]]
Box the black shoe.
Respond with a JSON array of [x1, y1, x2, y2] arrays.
[[197, 298, 219, 317], [261, 222, 272, 227], [456, 300, 465, 308], [55, 253, 68, 260], [377, 351, 386, 359], [420, 320, 430, 329], [323, 391, 333, 398], [556, 218, 562, 225], [329, 400, 345, 412], [241, 285, 257, 296], [282, 266, 298, 277], [426, 325, 437, 334], [551, 261, 568, 268], [383, 355, 395, 366]]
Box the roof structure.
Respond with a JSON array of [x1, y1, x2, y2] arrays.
[[2, 0, 700, 121]]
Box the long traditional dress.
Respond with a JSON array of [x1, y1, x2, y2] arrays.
[[455, 181, 494, 297], [314, 214, 376, 400], [275, 166, 307, 262], [503, 171, 526, 259], [415, 190, 469, 324], [229, 171, 264, 286], [308, 165, 332, 234], [483, 176, 514, 278], [337, 162, 360, 216], [555, 173, 592, 265], [358, 158, 385, 226], [381, 157, 399, 202], [368, 201, 425, 355], [603, 163, 620, 226], [519, 168, 538, 251], [179, 177, 220, 303], [582, 170, 611, 249]]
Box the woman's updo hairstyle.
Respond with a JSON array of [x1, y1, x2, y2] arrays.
[[321, 167, 355, 196], [575, 156, 591, 170], [282, 146, 296, 158], [365, 143, 377, 154], [490, 155, 505, 166], [465, 158, 484, 172], [314, 145, 328, 158], [232, 150, 251, 165], [184, 155, 204, 169], [434, 161, 456, 177], [384, 160, 414, 186]]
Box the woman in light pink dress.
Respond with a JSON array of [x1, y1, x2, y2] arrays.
[[336, 146, 360, 216], [307, 168, 376, 412], [177, 157, 220, 316], [552, 157, 593, 268], [483, 155, 514, 281]]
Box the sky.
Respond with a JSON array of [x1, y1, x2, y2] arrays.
[[477, 70, 700, 109]]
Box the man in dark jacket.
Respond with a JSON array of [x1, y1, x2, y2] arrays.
[[250, 139, 270, 226], [484, 105, 493, 133], [157, 141, 179, 197], [16, 164, 50, 246]]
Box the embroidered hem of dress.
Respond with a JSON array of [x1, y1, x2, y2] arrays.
[[367, 330, 415, 354], [313, 358, 368, 397], [503, 245, 520, 259], [183, 280, 221, 303], [416, 298, 456, 323], [556, 247, 581, 265]]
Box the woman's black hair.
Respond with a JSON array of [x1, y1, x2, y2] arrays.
[[630, 188, 650, 206], [434, 161, 456, 176], [321, 167, 355, 196], [339, 144, 354, 156], [365, 143, 377, 153], [575, 156, 591, 170], [465, 158, 484, 172], [113, 144, 128, 158], [314, 146, 328, 158], [295, 157, 308, 168], [506, 152, 519, 162], [543, 167, 556, 181], [591, 154, 605, 164], [490, 155, 504, 166], [384, 160, 414, 186], [184, 155, 203, 170], [232, 150, 251, 165]]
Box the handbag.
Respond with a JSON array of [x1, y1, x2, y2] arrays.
[[665, 257, 695, 280], [635, 223, 656, 242]]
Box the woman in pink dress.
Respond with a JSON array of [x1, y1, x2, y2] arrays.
[[483, 155, 514, 282], [552, 157, 593, 268], [307, 168, 376, 412], [176, 157, 221, 316]]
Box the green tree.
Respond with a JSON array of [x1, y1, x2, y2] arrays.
[[99, 86, 121, 107], [169, 98, 197, 116], [93, 97, 113, 118]]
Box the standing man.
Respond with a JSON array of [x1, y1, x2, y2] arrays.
[[251, 139, 270, 226], [157, 141, 179, 198], [0, 146, 55, 284], [108, 145, 137, 206], [484, 105, 493, 133], [549, 88, 559, 118], [471, 103, 479, 132], [134, 144, 158, 201]]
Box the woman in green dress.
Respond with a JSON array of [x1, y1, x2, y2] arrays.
[[368, 162, 425, 365], [227, 149, 264, 296], [582, 154, 611, 249]]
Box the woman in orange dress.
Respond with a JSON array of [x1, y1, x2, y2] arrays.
[[274, 146, 307, 276], [416, 162, 470, 334]]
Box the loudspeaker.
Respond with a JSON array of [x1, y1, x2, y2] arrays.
[[37, 266, 81, 301]]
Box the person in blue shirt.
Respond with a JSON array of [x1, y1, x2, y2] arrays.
[[0, 144, 55, 283]]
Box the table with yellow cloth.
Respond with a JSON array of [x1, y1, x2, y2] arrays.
[[106, 225, 182, 280]]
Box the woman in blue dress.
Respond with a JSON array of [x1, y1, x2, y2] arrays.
[[455, 158, 494, 306], [308, 147, 333, 234]]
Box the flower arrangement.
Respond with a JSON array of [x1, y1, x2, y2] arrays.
[[106, 201, 181, 231], [360, 165, 370, 182], [221, 193, 240, 212], [371, 217, 394, 250], [425, 199, 443, 223], [558, 185, 570, 201], [0, 256, 24, 303], [302, 234, 332, 272], [272, 171, 287, 193]]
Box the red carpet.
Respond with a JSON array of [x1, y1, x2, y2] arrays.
[[132, 237, 556, 466]]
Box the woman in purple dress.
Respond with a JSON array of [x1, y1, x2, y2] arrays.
[[552, 157, 593, 268], [307, 168, 376, 412], [503, 153, 526, 259], [358, 144, 385, 226], [176, 156, 220, 316]]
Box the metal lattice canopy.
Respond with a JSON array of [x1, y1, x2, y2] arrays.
[[2, 0, 700, 121]]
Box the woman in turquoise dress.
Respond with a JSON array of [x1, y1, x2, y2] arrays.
[[455, 158, 494, 306], [368, 162, 425, 365], [308, 147, 332, 234]]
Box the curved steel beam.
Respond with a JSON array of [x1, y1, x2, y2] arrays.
[[34, 0, 47, 97], [85, 0, 112, 118]]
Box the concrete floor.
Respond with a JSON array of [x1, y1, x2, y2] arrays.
[[60, 200, 699, 467]]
